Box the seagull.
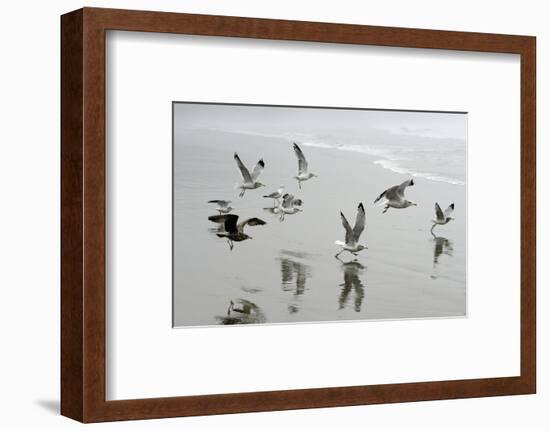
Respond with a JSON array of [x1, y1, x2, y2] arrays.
[[279, 193, 303, 221], [208, 213, 266, 250], [207, 200, 233, 214], [335, 203, 367, 258], [234, 152, 266, 197], [431, 203, 455, 234], [263, 185, 285, 205], [292, 143, 316, 188], [373, 179, 417, 213]]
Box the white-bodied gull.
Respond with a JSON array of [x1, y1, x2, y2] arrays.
[[374, 179, 417, 213], [335, 203, 367, 258], [431, 202, 455, 234], [208, 213, 266, 250], [292, 142, 316, 188], [279, 193, 303, 221], [234, 152, 266, 197], [207, 199, 233, 214], [263, 185, 285, 204]]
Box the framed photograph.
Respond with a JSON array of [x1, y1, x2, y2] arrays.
[[61, 7, 536, 422]]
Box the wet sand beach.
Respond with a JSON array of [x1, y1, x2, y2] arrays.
[[173, 128, 467, 327]]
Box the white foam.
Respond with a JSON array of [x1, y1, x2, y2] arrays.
[[204, 128, 466, 186]]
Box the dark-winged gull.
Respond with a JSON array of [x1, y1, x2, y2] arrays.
[[373, 179, 417, 213], [208, 213, 266, 250], [234, 152, 266, 197], [207, 199, 233, 214], [292, 142, 316, 188], [431, 202, 455, 233], [335, 203, 367, 258], [263, 185, 285, 205], [279, 193, 303, 221]]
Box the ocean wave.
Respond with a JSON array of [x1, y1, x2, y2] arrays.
[[222, 129, 466, 186], [372, 160, 466, 186]]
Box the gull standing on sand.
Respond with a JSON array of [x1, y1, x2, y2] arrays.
[[335, 203, 367, 258], [279, 193, 303, 221], [233, 152, 266, 197], [292, 142, 316, 189], [207, 200, 233, 214], [208, 213, 266, 250], [263, 185, 285, 205], [373, 179, 417, 213], [431, 202, 455, 234]]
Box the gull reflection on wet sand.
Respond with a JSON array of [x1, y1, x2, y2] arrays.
[[430, 233, 454, 279], [278, 250, 312, 314], [336, 258, 365, 312], [216, 299, 267, 325]]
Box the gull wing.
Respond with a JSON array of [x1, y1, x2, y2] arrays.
[[208, 214, 239, 233], [208, 200, 231, 206], [234, 153, 252, 183], [373, 188, 389, 204], [434, 203, 444, 221], [352, 203, 366, 241], [239, 217, 267, 231], [251, 159, 265, 181], [281, 193, 294, 208], [293, 142, 308, 174], [340, 211, 354, 246], [396, 179, 414, 197], [444, 203, 455, 218], [381, 179, 414, 202]]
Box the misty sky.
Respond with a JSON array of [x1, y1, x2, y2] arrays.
[[174, 102, 467, 140]]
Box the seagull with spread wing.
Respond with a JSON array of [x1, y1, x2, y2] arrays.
[[335, 203, 367, 258], [292, 142, 316, 189], [263, 185, 285, 205], [373, 179, 417, 213], [233, 152, 266, 197], [208, 213, 266, 250], [431, 202, 455, 234], [279, 193, 303, 221], [207, 199, 233, 214]]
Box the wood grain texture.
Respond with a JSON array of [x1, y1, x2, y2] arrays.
[[60, 7, 536, 423], [60, 9, 84, 422]]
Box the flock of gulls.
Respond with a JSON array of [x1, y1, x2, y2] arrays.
[[207, 142, 456, 256]]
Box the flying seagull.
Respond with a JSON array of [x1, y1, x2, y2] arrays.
[[335, 203, 367, 258], [431, 202, 455, 234], [207, 200, 233, 214], [263, 185, 285, 205], [279, 193, 303, 221], [292, 143, 316, 188], [234, 152, 266, 197], [208, 213, 266, 250], [373, 179, 417, 213]]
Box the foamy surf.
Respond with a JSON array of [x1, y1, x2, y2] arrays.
[[220, 128, 466, 187]]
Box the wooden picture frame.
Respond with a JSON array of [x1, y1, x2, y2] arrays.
[[61, 7, 536, 423]]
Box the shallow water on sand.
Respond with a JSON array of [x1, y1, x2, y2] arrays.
[[173, 129, 467, 327]]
